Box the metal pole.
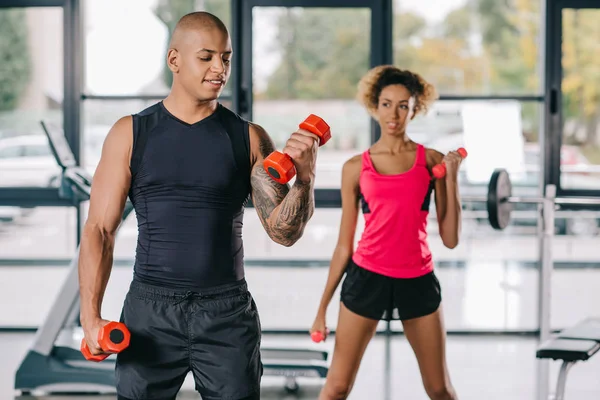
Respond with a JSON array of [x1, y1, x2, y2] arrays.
[[460, 195, 545, 204], [384, 321, 391, 400], [555, 197, 600, 205], [536, 184, 555, 400], [508, 196, 546, 204], [555, 361, 574, 400], [461, 195, 600, 206]]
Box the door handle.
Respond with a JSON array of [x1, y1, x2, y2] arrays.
[[239, 87, 249, 115], [550, 88, 558, 115]]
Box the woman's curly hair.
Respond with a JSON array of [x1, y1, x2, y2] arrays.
[[356, 65, 438, 119]]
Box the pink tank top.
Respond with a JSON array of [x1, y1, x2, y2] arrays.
[[352, 144, 434, 279]]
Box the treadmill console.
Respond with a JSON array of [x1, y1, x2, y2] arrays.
[[40, 121, 94, 199]]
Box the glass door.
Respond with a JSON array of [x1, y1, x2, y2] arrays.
[[550, 0, 600, 199], [541, 2, 600, 399], [0, 4, 81, 265], [0, 5, 64, 191]]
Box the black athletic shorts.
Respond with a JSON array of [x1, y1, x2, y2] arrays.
[[340, 258, 442, 321], [115, 278, 262, 400]]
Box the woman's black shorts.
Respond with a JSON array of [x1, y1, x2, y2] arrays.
[[340, 258, 442, 321]]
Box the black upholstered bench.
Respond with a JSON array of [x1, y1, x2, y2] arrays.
[[536, 317, 600, 400]]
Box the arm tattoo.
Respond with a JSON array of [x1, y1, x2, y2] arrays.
[[250, 131, 315, 246], [250, 164, 288, 225], [270, 178, 313, 245]]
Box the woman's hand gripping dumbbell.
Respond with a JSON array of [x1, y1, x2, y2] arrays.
[[432, 147, 468, 179], [263, 114, 331, 185]]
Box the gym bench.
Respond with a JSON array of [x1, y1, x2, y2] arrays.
[[261, 347, 329, 393], [536, 317, 600, 400]]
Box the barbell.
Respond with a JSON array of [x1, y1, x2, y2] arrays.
[[463, 168, 600, 230]]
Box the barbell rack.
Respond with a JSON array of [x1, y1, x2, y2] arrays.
[[459, 175, 599, 400]]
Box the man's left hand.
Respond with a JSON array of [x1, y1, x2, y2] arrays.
[[281, 129, 319, 184]]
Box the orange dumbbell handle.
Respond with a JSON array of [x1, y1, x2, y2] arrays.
[[263, 114, 331, 185], [80, 339, 110, 362], [299, 114, 332, 147], [432, 147, 468, 179], [81, 322, 131, 362]]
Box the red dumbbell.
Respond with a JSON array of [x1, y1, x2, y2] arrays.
[[263, 114, 332, 184], [311, 328, 329, 343], [80, 321, 131, 362], [432, 147, 468, 179]]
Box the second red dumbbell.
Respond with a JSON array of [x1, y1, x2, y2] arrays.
[[80, 321, 131, 362], [310, 328, 329, 343], [263, 114, 332, 185], [432, 147, 468, 179]]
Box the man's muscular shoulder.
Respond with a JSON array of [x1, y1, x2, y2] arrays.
[[248, 122, 275, 166], [102, 116, 134, 164]]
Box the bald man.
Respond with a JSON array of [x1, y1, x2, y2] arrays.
[[78, 11, 320, 400]]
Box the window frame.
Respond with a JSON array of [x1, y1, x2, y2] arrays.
[[0, 0, 76, 207], [232, 0, 393, 208], [544, 0, 600, 207]]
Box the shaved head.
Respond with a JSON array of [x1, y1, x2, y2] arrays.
[[169, 11, 229, 49], [165, 11, 232, 102]]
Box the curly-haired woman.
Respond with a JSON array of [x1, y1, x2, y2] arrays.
[[311, 65, 464, 400]]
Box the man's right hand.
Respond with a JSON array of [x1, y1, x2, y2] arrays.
[[78, 116, 132, 357], [82, 317, 111, 356]]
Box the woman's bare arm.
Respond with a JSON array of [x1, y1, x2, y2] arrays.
[[428, 149, 461, 249], [316, 155, 362, 315]]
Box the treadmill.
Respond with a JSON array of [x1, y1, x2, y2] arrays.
[[14, 121, 328, 395]]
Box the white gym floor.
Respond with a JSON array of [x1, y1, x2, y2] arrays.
[[1, 262, 600, 399], [2, 332, 600, 399], [1, 209, 600, 399]]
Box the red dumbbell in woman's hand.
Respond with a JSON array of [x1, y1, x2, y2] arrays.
[[310, 312, 330, 343], [432, 147, 468, 179], [311, 330, 327, 343]]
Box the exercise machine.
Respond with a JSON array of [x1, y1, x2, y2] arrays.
[[14, 121, 328, 395]]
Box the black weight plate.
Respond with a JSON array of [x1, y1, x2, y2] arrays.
[[487, 168, 512, 230]]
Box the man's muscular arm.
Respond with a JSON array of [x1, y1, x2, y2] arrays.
[[79, 116, 132, 355], [249, 123, 315, 247]]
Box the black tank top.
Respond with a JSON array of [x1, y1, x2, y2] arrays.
[[128, 101, 251, 289]]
